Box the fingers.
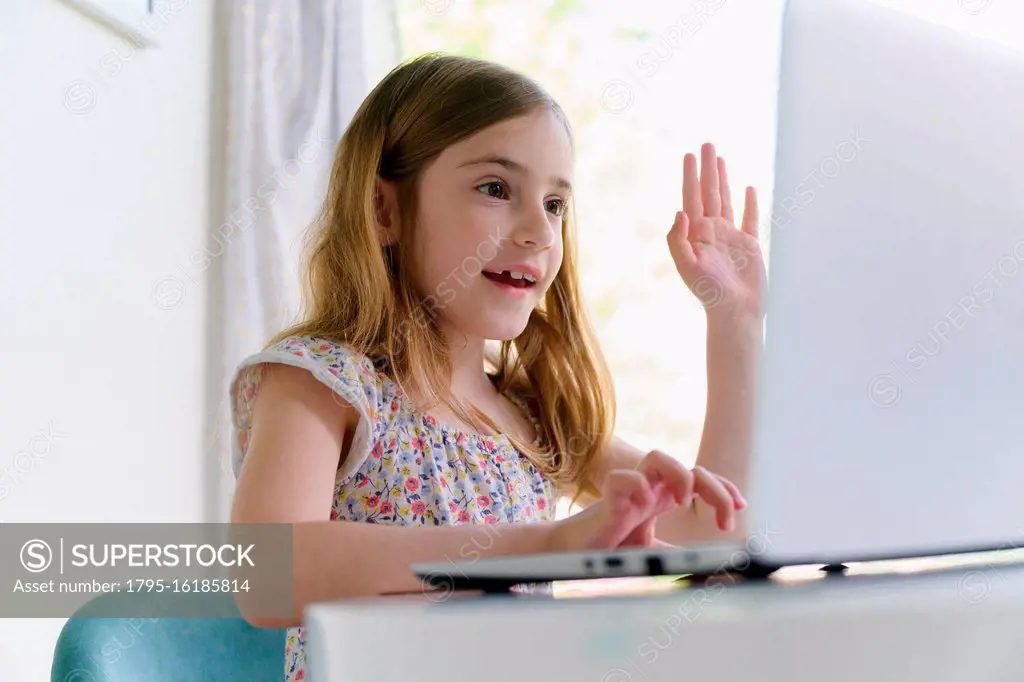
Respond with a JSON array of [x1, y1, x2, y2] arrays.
[[718, 157, 734, 225], [597, 453, 747, 549], [636, 449, 694, 510], [714, 474, 747, 511], [741, 186, 759, 238], [593, 470, 659, 548], [634, 451, 745, 531], [700, 143, 722, 218], [605, 469, 656, 512], [666, 211, 697, 271], [692, 466, 737, 532], [682, 154, 703, 218]]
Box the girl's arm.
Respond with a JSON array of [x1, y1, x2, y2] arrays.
[[230, 364, 555, 628], [579, 144, 766, 547], [693, 314, 760, 502]]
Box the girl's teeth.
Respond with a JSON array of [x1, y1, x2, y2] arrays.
[[503, 271, 536, 283]]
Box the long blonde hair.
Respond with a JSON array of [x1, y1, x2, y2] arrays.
[[273, 53, 614, 501]]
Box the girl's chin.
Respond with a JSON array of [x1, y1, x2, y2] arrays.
[[470, 317, 532, 343], [440, 301, 536, 343], [484, 324, 531, 342]]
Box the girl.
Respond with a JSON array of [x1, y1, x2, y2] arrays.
[[230, 53, 765, 680]]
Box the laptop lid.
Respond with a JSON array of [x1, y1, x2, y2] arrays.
[[747, 0, 1024, 566]]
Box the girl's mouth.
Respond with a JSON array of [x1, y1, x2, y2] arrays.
[[482, 270, 537, 289]]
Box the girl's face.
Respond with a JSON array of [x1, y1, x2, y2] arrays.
[[409, 108, 573, 342]]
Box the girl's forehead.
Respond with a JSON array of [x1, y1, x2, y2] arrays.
[[444, 111, 575, 180], [479, 110, 570, 148]]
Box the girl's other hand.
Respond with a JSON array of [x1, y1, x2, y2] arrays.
[[667, 142, 767, 322], [549, 451, 747, 552]]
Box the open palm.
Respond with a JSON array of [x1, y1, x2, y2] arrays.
[[667, 143, 766, 320]]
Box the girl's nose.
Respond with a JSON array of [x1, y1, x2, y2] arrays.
[[511, 207, 556, 250]]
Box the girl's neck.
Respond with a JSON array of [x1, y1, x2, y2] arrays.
[[445, 332, 494, 399], [411, 328, 534, 445]]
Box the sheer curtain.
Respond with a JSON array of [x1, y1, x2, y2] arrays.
[[210, 0, 399, 520]]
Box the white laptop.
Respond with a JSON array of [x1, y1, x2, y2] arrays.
[[412, 0, 1024, 592]]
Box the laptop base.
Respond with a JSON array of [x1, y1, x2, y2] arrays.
[[422, 555, 788, 595]]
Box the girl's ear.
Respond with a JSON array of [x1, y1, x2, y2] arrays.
[[373, 178, 401, 246]]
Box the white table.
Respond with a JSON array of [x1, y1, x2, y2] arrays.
[[305, 556, 1024, 682]]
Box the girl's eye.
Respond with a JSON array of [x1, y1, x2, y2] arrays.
[[545, 198, 566, 216], [476, 181, 565, 216], [477, 181, 508, 200]]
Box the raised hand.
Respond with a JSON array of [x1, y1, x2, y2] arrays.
[[667, 143, 766, 321]]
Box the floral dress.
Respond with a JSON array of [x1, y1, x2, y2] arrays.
[[230, 335, 559, 681]]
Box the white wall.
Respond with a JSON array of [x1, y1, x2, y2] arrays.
[[0, 1, 218, 678]]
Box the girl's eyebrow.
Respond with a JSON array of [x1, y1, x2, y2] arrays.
[[458, 154, 573, 192]]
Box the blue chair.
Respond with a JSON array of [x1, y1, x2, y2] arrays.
[[51, 589, 287, 681]]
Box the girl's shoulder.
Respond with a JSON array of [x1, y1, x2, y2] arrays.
[[231, 335, 389, 410], [252, 335, 386, 382], [228, 335, 395, 481]]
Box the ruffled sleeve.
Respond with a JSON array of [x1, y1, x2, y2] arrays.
[[229, 336, 387, 486]]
